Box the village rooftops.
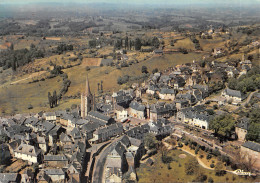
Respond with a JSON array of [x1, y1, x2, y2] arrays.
[[160, 88, 175, 94], [129, 101, 146, 111], [44, 169, 64, 175], [0, 173, 19, 183], [88, 111, 111, 121], [15, 144, 41, 157], [224, 88, 245, 99], [44, 155, 68, 161], [242, 141, 260, 152]]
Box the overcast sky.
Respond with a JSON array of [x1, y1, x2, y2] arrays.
[[1, 0, 260, 5]]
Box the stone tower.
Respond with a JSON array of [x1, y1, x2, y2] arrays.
[[81, 75, 93, 118]]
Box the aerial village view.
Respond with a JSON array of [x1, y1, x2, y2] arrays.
[[0, 0, 259, 182]]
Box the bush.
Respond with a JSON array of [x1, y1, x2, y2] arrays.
[[162, 155, 173, 164], [27, 104, 33, 109], [208, 177, 214, 183], [178, 142, 183, 148], [207, 154, 212, 160], [85, 66, 90, 71], [210, 163, 215, 168]]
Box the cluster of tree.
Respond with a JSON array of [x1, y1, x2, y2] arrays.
[[144, 133, 158, 150], [178, 47, 188, 54], [50, 65, 63, 76], [246, 108, 260, 143], [0, 21, 21, 35], [117, 75, 130, 85], [228, 66, 260, 93], [191, 37, 201, 50], [55, 43, 73, 54], [117, 73, 149, 85], [59, 73, 71, 97], [89, 40, 97, 48], [209, 114, 235, 141], [68, 21, 99, 32], [48, 91, 58, 108], [0, 44, 45, 71]]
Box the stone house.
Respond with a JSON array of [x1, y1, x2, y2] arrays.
[[148, 103, 176, 121], [0, 173, 21, 183], [43, 112, 57, 122], [37, 136, 48, 154], [115, 105, 128, 122], [222, 88, 244, 105], [43, 169, 65, 182], [90, 123, 123, 143], [235, 117, 249, 142], [129, 101, 146, 119], [158, 88, 176, 101], [14, 144, 42, 164], [44, 155, 69, 168], [241, 141, 260, 170]]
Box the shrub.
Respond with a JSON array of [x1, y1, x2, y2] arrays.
[[207, 154, 212, 160], [27, 104, 33, 109], [210, 164, 215, 168], [208, 177, 214, 183], [85, 66, 90, 71]]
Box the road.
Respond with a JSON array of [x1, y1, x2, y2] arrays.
[[241, 90, 258, 106], [92, 137, 121, 183]]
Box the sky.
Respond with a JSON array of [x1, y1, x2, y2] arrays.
[[1, 0, 260, 5]]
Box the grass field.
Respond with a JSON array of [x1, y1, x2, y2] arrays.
[[136, 149, 259, 183], [174, 38, 195, 50], [0, 52, 203, 115]]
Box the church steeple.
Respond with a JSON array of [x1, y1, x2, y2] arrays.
[[85, 75, 92, 97], [81, 74, 93, 118]]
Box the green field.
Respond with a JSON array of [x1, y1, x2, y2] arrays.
[[137, 149, 259, 183]]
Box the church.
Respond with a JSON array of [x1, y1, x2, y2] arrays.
[[81, 75, 95, 118]]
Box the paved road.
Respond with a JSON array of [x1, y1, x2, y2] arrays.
[[92, 138, 121, 183]]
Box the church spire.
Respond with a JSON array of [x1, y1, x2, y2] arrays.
[[85, 74, 92, 97]]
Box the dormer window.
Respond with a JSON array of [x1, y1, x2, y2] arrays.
[[29, 149, 33, 153]]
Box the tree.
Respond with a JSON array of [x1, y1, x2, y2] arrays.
[[125, 36, 129, 50], [185, 158, 199, 175], [48, 92, 52, 108], [135, 38, 142, 50], [53, 90, 57, 107], [209, 114, 235, 140], [141, 66, 148, 74], [144, 133, 158, 150], [152, 37, 160, 48], [246, 123, 260, 143]]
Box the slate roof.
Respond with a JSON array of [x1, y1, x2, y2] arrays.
[[60, 133, 72, 142], [82, 122, 102, 133], [242, 141, 260, 152], [114, 142, 127, 157], [45, 169, 64, 175], [88, 111, 110, 121], [15, 144, 41, 157], [129, 101, 145, 111], [160, 88, 175, 95], [71, 128, 82, 139], [44, 155, 68, 161], [236, 117, 250, 130], [224, 88, 242, 98], [0, 173, 19, 183]]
